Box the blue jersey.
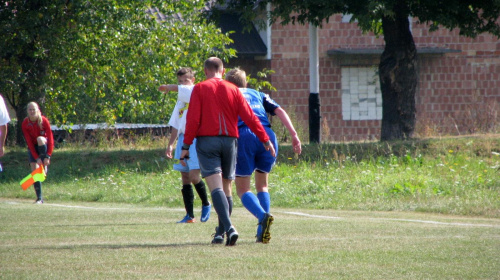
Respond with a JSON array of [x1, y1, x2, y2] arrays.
[[237, 88, 280, 127]]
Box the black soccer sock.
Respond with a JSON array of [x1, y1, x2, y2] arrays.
[[211, 188, 232, 233], [34, 182, 42, 201], [181, 184, 194, 218], [227, 196, 233, 216], [216, 195, 233, 235], [194, 180, 210, 206]]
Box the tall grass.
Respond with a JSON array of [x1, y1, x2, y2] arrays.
[[1, 135, 499, 217]]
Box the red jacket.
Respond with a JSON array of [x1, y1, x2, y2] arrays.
[[22, 116, 54, 159], [183, 78, 269, 145]]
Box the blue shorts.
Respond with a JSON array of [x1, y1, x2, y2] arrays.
[[196, 136, 237, 179], [173, 134, 200, 172], [235, 126, 278, 177]]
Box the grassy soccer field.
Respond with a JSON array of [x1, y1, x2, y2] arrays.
[[1, 198, 499, 280], [0, 135, 499, 279]]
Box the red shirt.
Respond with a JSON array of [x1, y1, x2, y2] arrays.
[[22, 116, 54, 159], [183, 78, 269, 145]]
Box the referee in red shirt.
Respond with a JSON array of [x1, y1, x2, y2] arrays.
[[180, 57, 275, 246]]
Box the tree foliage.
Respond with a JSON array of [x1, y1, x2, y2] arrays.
[[227, 0, 500, 37], [1, 0, 234, 143], [222, 0, 500, 141]]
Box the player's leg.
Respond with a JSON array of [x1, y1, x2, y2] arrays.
[[236, 176, 266, 222], [174, 135, 195, 223], [197, 136, 238, 245], [222, 179, 233, 222], [190, 169, 211, 222], [255, 171, 271, 213], [205, 174, 237, 245], [253, 171, 274, 243], [28, 149, 43, 203], [253, 127, 277, 243], [186, 139, 211, 222], [178, 171, 195, 223]]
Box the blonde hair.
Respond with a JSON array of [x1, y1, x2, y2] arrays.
[[225, 67, 247, 88], [27, 101, 43, 129]]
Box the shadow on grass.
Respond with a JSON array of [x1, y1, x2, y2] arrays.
[[31, 242, 213, 250], [0, 148, 169, 182]]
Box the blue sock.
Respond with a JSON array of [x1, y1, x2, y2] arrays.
[[241, 192, 266, 221], [257, 191, 271, 213]]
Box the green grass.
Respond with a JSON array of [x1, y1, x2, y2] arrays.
[[1, 134, 498, 217], [0, 135, 499, 279], [0, 198, 499, 279]]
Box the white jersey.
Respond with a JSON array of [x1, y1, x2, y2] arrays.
[[0, 95, 11, 126], [167, 85, 194, 136]]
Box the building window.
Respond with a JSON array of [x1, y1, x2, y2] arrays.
[[341, 67, 382, 121]]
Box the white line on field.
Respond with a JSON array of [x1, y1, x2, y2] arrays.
[[49, 203, 130, 210], [281, 211, 343, 220], [1, 201, 183, 211], [48, 203, 185, 212], [281, 211, 500, 228], [381, 218, 499, 228], [3, 201, 499, 228]]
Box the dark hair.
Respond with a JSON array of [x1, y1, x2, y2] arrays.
[[225, 68, 247, 88], [204, 57, 223, 72], [177, 67, 194, 79]]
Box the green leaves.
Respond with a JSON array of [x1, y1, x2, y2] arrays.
[[223, 0, 500, 37], [2, 0, 235, 132]]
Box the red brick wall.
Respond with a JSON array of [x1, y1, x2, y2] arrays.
[[414, 26, 500, 136], [266, 15, 500, 142]]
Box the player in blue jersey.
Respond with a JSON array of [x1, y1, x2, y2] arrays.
[[220, 68, 302, 244]]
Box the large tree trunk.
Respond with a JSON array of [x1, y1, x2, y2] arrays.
[[379, 2, 418, 141], [14, 86, 31, 146]]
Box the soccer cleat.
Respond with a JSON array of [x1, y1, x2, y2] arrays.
[[35, 199, 43, 204], [256, 225, 263, 243], [211, 235, 224, 244], [211, 226, 224, 244], [200, 203, 211, 222], [177, 214, 195, 223], [257, 213, 274, 244], [225, 226, 239, 246]]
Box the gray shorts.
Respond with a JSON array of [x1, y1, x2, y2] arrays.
[[196, 136, 237, 179]]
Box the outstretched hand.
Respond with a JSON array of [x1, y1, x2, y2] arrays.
[[292, 135, 302, 155]]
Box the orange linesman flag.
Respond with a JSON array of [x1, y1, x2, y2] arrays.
[[20, 165, 46, 190]]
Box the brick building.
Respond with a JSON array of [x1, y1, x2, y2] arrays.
[[225, 14, 500, 142]]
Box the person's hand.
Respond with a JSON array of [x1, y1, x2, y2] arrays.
[[292, 135, 302, 155], [180, 150, 190, 167], [165, 145, 174, 159], [36, 158, 43, 166], [158, 84, 168, 92], [43, 157, 50, 166], [263, 141, 276, 157]]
